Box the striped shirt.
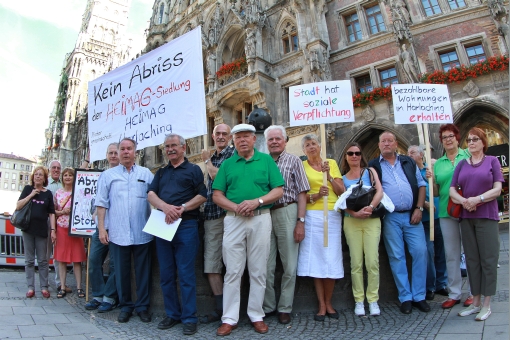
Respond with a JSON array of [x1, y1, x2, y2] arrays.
[[95, 164, 154, 246], [203, 145, 235, 220], [274, 150, 310, 204], [46, 179, 63, 198], [379, 154, 426, 211]]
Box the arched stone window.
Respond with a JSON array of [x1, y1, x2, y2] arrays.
[[158, 2, 165, 24], [281, 21, 298, 54]]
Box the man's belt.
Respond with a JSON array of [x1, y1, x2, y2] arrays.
[[226, 209, 270, 217], [393, 210, 411, 213], [270, 202, 297, 211]]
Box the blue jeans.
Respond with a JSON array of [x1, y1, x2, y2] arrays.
[[156, 219, 199, 324], [383, 211, 427, 302], [88, 229, 117, 303], [422, 219, 448, 292], [109, 241, 152, 313]]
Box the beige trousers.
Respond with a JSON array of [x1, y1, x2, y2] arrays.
[[221, 212, 272, 325]]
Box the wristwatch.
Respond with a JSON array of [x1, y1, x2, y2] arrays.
[[480, 195, 485, 202], [416, 206, 424, 212], [258, 198, 264, 206], [297, 217, 305, 223], [204, 159, 210, 164], [182, 203, 186, 211]]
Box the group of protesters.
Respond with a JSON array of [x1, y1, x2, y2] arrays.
[[16, 122, 502, 336]]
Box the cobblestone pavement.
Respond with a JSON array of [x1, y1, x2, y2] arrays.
[[0, 227, 507, 339]]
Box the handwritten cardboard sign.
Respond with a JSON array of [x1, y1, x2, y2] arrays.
[[289, 80, 355, 126], [87, 27, 207, 162], [391, 84, 453, 124], [69, 169, 103, 237]]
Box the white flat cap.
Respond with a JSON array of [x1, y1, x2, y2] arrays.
[[231, 123, 256, 134]]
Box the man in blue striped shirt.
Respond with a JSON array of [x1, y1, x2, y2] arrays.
[[95, 138, 154, 324]]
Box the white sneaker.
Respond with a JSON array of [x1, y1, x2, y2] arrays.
[[369, 302, 380, 316], [354, 302, 365, 316], [475, 307, 491, 321], [458, 304, 481, 317]]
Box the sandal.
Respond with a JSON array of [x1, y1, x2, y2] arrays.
[[57, 289, 66, 298], [77, 288, 85, 298]]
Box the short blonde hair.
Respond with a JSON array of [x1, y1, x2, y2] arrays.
[[30, 166, 49, 187]]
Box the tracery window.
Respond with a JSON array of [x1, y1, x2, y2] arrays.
[[282, 23, 299, 54]]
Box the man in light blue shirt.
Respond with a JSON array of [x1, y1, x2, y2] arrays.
[[368, 131, 428, 315], [95, 138, 154, 324]]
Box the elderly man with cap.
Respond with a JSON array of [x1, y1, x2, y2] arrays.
[[212, 123, 284, 336]]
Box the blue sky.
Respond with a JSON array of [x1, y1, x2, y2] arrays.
[[0, 0, 153, 160]]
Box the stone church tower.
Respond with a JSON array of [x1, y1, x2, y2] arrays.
[[41, 0, 134, 168]]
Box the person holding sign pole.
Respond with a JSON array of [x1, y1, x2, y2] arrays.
[[52, 168, 86, 299], [449, 128, 503, 321], [95, 138, 154, 324], [368, 131, 429, 314], [297, 134, 345, 321], [213, 124, 284, 336], [429, 124, 473, 309], [85, 143, 120, 312], [148, 134, 207, 336], [340, 142, 383, 317], [407, 145, 448, 301]]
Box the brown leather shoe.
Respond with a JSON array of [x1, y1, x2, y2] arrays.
[[442, 298, 460, 309], [278, 312, 291, 324], [251, 321, 268, 334], [217, 323, 237, 336]]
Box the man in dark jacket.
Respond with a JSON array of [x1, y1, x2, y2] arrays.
[[368, 131, 429, 315]]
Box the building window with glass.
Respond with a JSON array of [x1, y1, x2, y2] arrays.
[[5, 173, 9, 180], [345, 13, 362, 42], [11, 183, 15, 190], [25, 175, 29, 181], [356, 74, 373, 93], [282, 23, 299, 54], [3, 183, 7, 189], [447, 0, 466, 10], [366, 5, 386, 34], [465, 44, 486, 64], [422, 0, 442, 16], [158, 2, 165, 24], [439, 50, 460, 71], [380, 67, 399, 87]]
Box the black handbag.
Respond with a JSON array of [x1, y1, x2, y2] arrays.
[[11, 198, 32, 231], [346, 168, 385, 218]]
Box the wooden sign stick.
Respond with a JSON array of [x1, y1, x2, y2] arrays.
[[423, 123, 435, 241], [320, 124, 328, 247], [85, 238, 91, 301]]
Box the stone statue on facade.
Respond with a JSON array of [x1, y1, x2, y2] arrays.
[[207, 50, 216, 77], [245, 28, 256, 58], [400, 44, 419, 83], [391, 0, 411, 23], [487, 0, 509, 52]]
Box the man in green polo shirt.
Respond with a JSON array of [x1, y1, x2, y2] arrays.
[[213, 123, 284, 336]]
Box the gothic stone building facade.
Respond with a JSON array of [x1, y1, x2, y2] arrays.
[[141, 0, 508, 170]]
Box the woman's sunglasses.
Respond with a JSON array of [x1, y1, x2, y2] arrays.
[[346, 151, 361, 156]]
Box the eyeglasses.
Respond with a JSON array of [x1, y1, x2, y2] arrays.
[[466, 137, 481, 143], [441, 134, 455, 141], [346, 151, 362, 156]]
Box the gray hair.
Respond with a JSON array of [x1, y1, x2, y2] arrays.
[[301, 133, 320, 150], [379, 130, 396, 141], [119, 138, 137, 148], [165, 133, 186, 146], [264, 125, 287, 141], [49, 159, 61, 168], [408, 145, 424, 155]]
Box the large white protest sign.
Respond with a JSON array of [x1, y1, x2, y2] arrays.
[[70, 169, 103, 237], [87, 27, 207, 162], [289, 80, 355, 127], [391, 84, 453, 124]]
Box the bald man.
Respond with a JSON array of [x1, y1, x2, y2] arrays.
[[200, 123, 235, 323]]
